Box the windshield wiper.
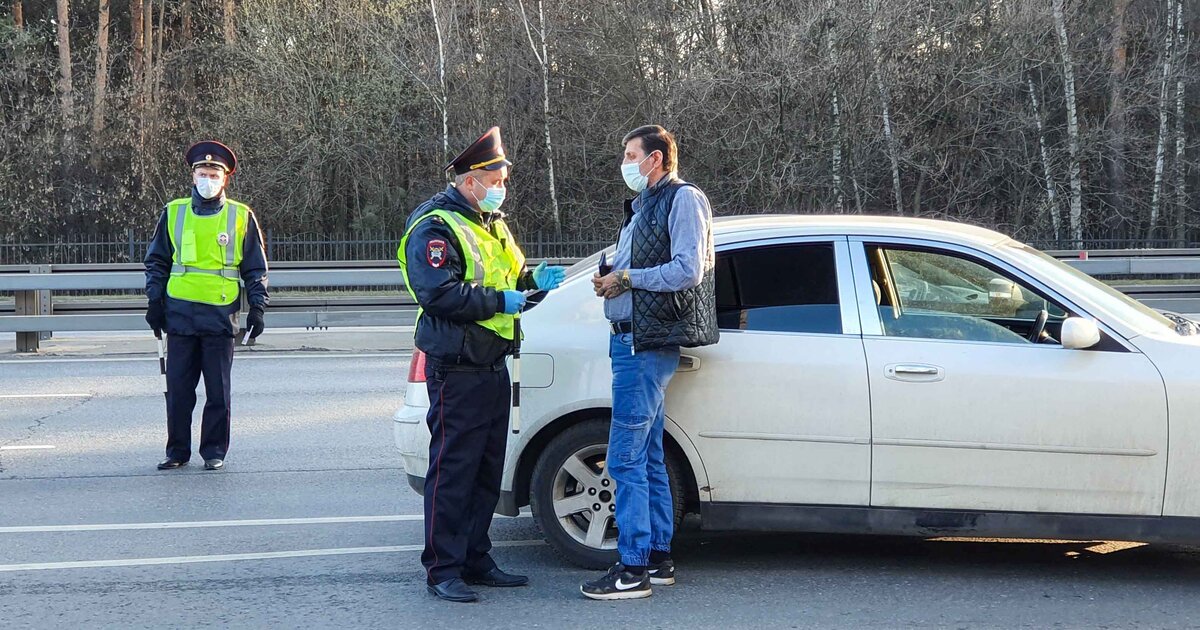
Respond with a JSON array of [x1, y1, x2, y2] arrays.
[[1159, 310, 1200, 336]]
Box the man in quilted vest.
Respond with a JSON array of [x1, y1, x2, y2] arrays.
[[582, 125, 718, 600]]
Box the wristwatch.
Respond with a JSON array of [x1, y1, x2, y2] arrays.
[[617, 270, 632, 291]]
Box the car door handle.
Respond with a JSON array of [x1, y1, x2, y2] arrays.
[[885, 363, 945, 382], [677, 354, 701, 372]]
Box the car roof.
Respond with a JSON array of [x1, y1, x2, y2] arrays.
[[713, 214, 1013, 248]]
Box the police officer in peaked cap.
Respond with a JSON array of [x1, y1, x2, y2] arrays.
[[398, 127, 566, 602], [144, 141, 270, 472]]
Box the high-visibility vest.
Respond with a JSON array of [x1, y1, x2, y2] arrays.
[[398, 209, 525, 340], [165, 198, 249, 306]]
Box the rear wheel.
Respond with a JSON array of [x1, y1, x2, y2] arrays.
[[529, 419, 686, 569]]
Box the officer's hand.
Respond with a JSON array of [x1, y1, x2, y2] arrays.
[[145, 299, 166, 336], [246, 305, 266, 339], [500, 290, 527, 315], [532, 261, 566, 291]]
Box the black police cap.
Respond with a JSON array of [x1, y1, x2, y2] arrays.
[[446, 127, 511, 176], [186, 140, 237, 174]]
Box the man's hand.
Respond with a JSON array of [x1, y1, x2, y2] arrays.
[[592, 271, 631, 299], [145, 299, 166, 336], [246, 305, 266, 339], [500, 290, 527, 315]]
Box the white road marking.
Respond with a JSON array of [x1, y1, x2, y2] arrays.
[[0, 513, 531, 534], [0, 352, 412, 365], [0, 445, 55, 451], [0, 539, 544, 573], [0, 394, 91, 399]]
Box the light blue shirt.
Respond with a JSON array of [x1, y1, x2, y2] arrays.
[[604, 175, 714, 323]]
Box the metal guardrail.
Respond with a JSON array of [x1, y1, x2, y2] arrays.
[[0, 259, 576, 351], [1, 251, 1198, 352]]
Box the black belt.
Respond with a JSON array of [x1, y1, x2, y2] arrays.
[[610, 321, 633, 335]]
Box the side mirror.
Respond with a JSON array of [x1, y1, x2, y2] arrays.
[[1061, 317, 1101, 350]]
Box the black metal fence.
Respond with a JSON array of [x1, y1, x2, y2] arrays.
[[3, 230, 1197, 266], [0, 229, 616, 265]]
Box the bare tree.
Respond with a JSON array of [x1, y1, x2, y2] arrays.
[[90, 0, 112, 146], [516, 0, 561, 227], [1052, 0, 1083, 246], [1150, 3, 1176, 236], [1027, 72, 1061, 240], [430, 0, 448, 161], [131, 1, 144, 91], [825, 10, 845, 213], [1171, 0, 1188, 243], [182, 0, 192, 41], [868, 0, 902, 215], [1107, 0, 1130, 219], [224, 0, 236, 44], [54, 0, 75, 126]]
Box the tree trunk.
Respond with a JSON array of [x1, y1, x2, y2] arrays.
[[90, 0, 112, 146], [12, 0, 22, 30], [1172, 0, 1188, 245], [131, 1, 144, 90], [1028, 73, 1061, 240], [1150, 3, 1175, 237], [826, 12, 844, 213], [181, 0, 192, 41], [224, 0, 236, 44], [54, 0, 75, 128], [1107, 0, 1129, 221], [430, 0, 448, 161], [517, 0, 561, 227], [1052, 0, 1083, 247], [868, 0, 902, 215]]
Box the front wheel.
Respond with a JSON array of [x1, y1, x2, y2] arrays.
[[528, 418, 686, 569]]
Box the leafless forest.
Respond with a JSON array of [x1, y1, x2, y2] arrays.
[[1, 1, 1196, 247]]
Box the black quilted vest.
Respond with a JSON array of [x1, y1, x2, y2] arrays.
[[627, 178, 719, 352]]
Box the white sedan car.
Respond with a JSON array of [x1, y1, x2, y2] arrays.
[[395, 215, 1200, 568]]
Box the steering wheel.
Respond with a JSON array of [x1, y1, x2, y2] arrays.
[[1027, 309, 1048, 343]]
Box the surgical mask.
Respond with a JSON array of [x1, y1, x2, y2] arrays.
[[194, 176, 224, 200], [621, 154, 653, 193], [471, 178, 506, 213]]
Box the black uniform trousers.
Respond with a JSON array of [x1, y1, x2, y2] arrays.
[[421, 358, 511, 585], [165, 334, 235, 462]]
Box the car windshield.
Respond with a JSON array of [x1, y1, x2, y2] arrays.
[[1008, 243, 1179, 335]]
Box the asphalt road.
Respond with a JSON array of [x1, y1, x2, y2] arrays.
[[3, 351, 1200, 629]]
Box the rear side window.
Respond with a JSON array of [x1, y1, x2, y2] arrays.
[[716, 243, 841, 334]]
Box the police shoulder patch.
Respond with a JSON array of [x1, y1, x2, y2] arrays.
[[427, 239, 448, 268]]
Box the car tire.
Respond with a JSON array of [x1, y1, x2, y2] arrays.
[[529, 418, 686, 570]]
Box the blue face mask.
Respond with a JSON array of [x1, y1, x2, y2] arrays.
[[470, 177, 506, 213]]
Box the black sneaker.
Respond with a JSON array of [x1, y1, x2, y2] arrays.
[[580, 563, 651, 601], [648, 559, 675, 586]]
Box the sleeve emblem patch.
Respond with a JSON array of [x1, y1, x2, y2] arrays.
[[427, 239, 448, 268]]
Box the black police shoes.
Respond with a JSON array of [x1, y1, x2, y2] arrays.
[[157, 458, 187, 470], [203, 458, 224, 471], [462, 566, 529, 587], [427, 578, 479, 603]]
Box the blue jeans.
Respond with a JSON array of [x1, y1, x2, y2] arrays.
[[607, 332, 680, 567]]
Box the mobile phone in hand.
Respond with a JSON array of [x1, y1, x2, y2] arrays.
[[599, 252, 612, 277]]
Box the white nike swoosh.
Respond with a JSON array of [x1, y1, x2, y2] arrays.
[[614, 578, 641, 591]]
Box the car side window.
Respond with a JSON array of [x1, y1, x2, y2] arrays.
[[868, 246, 1068, 344], [716, 243, 841, 334]]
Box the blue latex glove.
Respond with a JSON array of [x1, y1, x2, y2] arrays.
[[501, 290, 527, 315], [532, 261, 566, 291]]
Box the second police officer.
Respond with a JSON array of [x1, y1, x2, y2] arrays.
[[398, 127, 567, 603], [145, 141, 270, 472]]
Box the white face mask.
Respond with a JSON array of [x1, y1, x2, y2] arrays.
[[621, 154, 653, 193], [194, 173, 226, 200]]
